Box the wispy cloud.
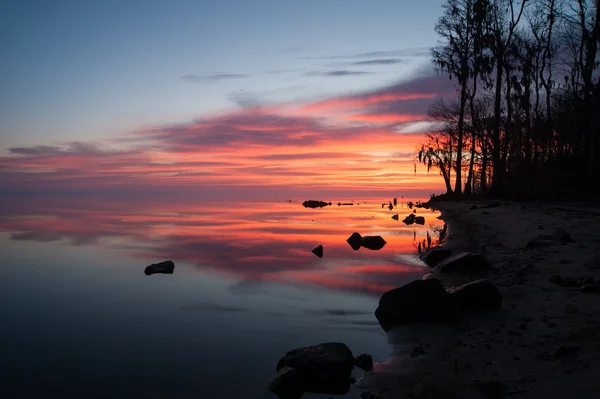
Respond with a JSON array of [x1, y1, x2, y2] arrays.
[[352, 59, 405, 66], [300, 47, 431, 60], [181, 73, 249, 82], [305, 70, 373, 77]]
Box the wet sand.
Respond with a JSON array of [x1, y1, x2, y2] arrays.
[[358, 200, 600, 399]]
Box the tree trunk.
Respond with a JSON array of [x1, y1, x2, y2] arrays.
[[491, 57, 504, 197], [454, 84, 469, 197]]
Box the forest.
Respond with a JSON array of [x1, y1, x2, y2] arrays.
[[418, 0, 600, 200]]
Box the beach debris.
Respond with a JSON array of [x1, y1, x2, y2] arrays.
[[414, 216, 425, 225], [302, 200, 332, 209], [388, 202, 393, 211], [432, 252, 491, 273], [447, 279, 503, 311], [311, 245, 324, 258], [354, 353, 373, 371], [526, 227, 575, 248], [403, 214, 415, 225], [144, 260, 175, 276], [554, 344, 581, 358], [580, 284, 600, 294], [391, 214, 399, 220], [268, 366, 304, 399], [346, 232, 387, 251], [374, 279, 459, 331], [269, 342, 354, 397], [584, 254, 600, 270], [419, 246, 453, 267]]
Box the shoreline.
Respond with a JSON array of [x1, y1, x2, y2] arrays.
[[359, 200, 600, 398]]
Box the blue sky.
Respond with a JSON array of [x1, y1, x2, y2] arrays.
[[0, 0, 445, 149]]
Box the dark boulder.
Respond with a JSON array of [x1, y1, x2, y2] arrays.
[[311, 245, 324, 258], [144, 260, 175, 276], [402, 214, 415, 225], [346, 232, 362, 251], [374, 279, 458, 331], [360, 236, 387, 250], [267, 366, 304, 399], [584, 254, 600, 270], [419, 247, 453, 267], [433, 252, 490, 273], [414, 216, 425, 225], [447, 279, 502, 311], [302, 200, 331, 209], [354, 353, 373, 371], [275, 342, 354, 395]]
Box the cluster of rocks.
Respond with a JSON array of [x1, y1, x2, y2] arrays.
[[549, 274, 600, 294], [419, 246, 491, 274], [268, 343, 373, 399], [346, 232, 387, 251], [401, 213, 425, 225]]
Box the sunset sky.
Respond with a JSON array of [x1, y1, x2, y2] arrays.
[[0, 0, 452, 198]]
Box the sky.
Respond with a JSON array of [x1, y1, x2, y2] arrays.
[[0, 0, 452, 198]]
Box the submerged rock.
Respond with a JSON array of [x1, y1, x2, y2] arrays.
[[403, 214, 415, 225], [447, 279, 502, 310], [144, 260, 175, 276], [374, 279, 458, 331], [274, 342, 354, 396], [391, 214, 399, 221], [414, 216, 425, 225], [346, 232, 363, 251], [311, 245, 324, 258], [419, 247, 453, 267], [433, 252, 490, 273], [302, 200, 332, 209]]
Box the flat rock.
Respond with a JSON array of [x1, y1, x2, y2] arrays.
[[144, 260, 175, 275], [447, 279, 502, 311], [302, 200, 331, 209], [275, 342, 354, 395], [374, 279, 459, 331], [433, 252, 490, 273], [419, 247, 452, 267]]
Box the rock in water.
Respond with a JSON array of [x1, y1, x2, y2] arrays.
[[275, 342, 354, 395], [419, 247, 453, 267], [144, 260, 175, 275], [414, 216, 425, 225], [433, 252, 490, 273], [311, 245, 324, 258], [447, 279, 502, 310], [360, 236, 387, 250], [374, 279, 458, 331], [354, 354, 373, 371], [392, 214, 399, 221], [268, 366, 304, 399], [302, 200, 331, 209], [402, 214, 415, 225], [347, 232, 363, 251]]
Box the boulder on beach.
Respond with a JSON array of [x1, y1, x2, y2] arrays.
[[414, 216, 425, 225], [374, 279, 459, 331], [432, 252, 490, 273], [311, 245, 324, 258], [302, 200, 331, 209], [360, 235, 387, 250], [144, 260, 175, 275], [447, 279, 502, 311], [354, 353, 373, 371], [271, 342, 354, 397], [419, 246, 453, 267], [268, 366, 304, 399]]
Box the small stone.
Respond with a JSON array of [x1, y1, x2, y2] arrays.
[[354, 353, 374, 371]]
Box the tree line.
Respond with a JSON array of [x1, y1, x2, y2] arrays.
[[417, 0, 599, 200]]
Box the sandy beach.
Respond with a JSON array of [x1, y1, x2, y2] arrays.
[[359, 200, 600, 399]]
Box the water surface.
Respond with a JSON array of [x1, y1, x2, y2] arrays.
[[0, 194, 443, 398]]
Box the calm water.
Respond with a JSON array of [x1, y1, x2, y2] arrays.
[[0, 194, 443, 398]]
